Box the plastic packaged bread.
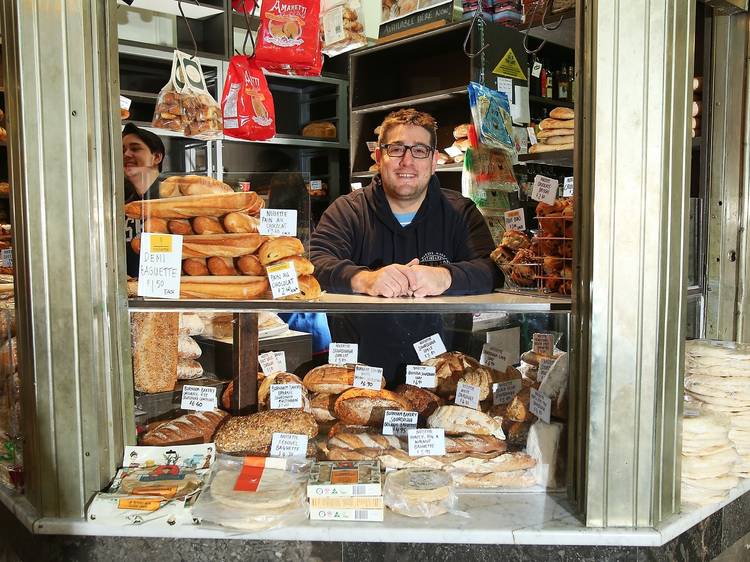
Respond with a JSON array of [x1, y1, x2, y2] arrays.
[[124, 192, 263, 219], [384, 469, 455, 518], [159, 175, 234, 198]]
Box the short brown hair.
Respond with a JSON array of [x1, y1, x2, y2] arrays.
[[378, 108, 437, 148]]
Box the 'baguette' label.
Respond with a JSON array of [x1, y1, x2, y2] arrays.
[[408, 428, 446, 457], [413, 334, 447, 362], [270, 433, 308, 458]]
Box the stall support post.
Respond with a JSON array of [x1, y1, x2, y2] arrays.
[[578, 0, 695, 526], [0, 1, 130, 518]]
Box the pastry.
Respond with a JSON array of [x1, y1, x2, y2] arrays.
[[257, 237, 305, 265], [280, 274, 321, 300], [501, 230, 530, 251], [333, 388, 413, 427], [265, 255, 314, 276]]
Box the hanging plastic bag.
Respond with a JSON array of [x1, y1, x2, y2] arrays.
[[222, 56, 276, 141], [254, 0, 323, 76], [321, 0, 367, 57], [468, 81, 515, 154]]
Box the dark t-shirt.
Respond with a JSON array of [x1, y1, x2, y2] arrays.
[[124, 177, 161, 278]]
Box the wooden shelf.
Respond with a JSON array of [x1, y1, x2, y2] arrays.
[[518, 149, 573, 167], [351, 86, 468, 115], [529, 95, 574, 109], [118, 0, 223, 20]]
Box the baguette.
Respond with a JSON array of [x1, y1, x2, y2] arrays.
[[334, 388, 414, 427], [327, 422, 380, 439], [183, 258, 209, 276], [266, 255, 314, 276], [141, 410, 228, 446], [181, 233, 266, 259], [327, 433, 402, 451], [529, 142, 574, 154], [538, 118, 575, 130], [280, 274, 321, 300], [549, 107, 575, 120], [168, 219, 195, 235], [179, 276, 270, 300], [206, 256, 239, 276], [444, 434, 507, 454], [143, 217, 169, 234], [159, 175, 233, 198], [124, 192, 263, 219], [237, 254, 265, 276], [192, 216, 226, 235], [223, 212, 260, 233], [258, 237, 305, 265], [326, 447, 382, 461]]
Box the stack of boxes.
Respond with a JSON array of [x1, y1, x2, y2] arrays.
[[307, 460, 384, 522]]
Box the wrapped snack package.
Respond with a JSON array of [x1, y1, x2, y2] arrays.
[[468, 81, 515, 154], [383, 468, 457, 518], [222, 56, 276, 141], [321, 0, 367, 57]]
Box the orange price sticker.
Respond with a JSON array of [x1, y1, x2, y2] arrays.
[[117, 497, 161, 511]]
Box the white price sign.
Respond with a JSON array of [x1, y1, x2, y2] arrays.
[[120, 95, 132, 110], [258, 351, 284, 375], [137, 233, 183, 299], [413, 334, 447, 362], [270, 433, 309, 458], [180, 385, 217, 412], [504, 208, 526, 232], [267, 261, 300, 299], [382, 410, 418, 437], [454, 380, 481, 410], [328, 343, 358, 365], [408, 428, 446, 457], [532, 333, 555, 357], [563, 176, 574, 197], [480, 343, 509, 372], [531, 175, 559, 205], [493, 379, 523, 405], [354, 365, 382, 389], [259, 209, 298, 237], [1, 249, 12, 268], [405, 365, 437, 388], [537, 358, 556, 383], [530, 387, 552, 424], [270, 384, 303, 409], [445, 145, 463, 158], [531, 61, 543, 78], [527, 126, 538, 146]]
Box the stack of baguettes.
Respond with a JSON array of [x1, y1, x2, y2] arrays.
[[530, 107, 574, 154], [124, 175, 321, 300]]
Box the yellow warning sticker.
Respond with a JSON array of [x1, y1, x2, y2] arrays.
[[149, 234, 173, 253], [492, 48, 527, 80]]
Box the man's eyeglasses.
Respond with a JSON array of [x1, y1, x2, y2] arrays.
[[380, 143, 434, 159]]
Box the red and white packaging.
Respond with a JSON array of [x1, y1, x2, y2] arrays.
[[221, 56, 276, 141]]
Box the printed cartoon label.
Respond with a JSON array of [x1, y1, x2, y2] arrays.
[[265, 1, 308, 47]]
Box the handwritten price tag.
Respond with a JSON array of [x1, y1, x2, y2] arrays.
[[405, 365, 437, 388], [408, 428, 446, 457], [329, 343, 358, 365], [504, 208, 526, 232], [259, 209, 298, 237], [270, 433, 309, 458], [382, 410, 418, 437], [531, 175, 559, 205], [137, 233, 182, 299], [180, 385, 217, 412], [537, 358, 556, 382], [532, 333, 555, 357], [270, 384, 303, 409], [454, 380, 481, 410], [267, 261, 300, 299], [493, 379, 523, 405], [480, 343, 509, 372], [1, 249, 12, 268], [563, 176, 574, 197], [258, 351, 284, 375], [530, 387, 552, 424], [354, 365, 382, 389], [413, 334, 447, 362]]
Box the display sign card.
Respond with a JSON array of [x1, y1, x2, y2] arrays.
[[137, 233, 182, 299], [496, 77, 514, 104], [274, 351, 286, 372], [382, 410, 418, 437], [270, 384, 303, 409], [530, 387, 552, 424], [329, 343, 358, 365], [413, 333, 447, 362], [531, 175, 559, 205], [454, 380, 481, 410], [563, 176, 574, 197], [480, 343, 509, 372], [407, 428, 446, 457], [181, 385, 217, 412], [267, 261, 300, 299], [527, 127, 538, 145], [537, 358, 556, 383], [354, 365, 382, 389], [492, 380, 523, 405], [405, 365, 437, 388], [120, 95, 132, 111], [258, 351, 284, 375], [270, 433, 308, 458], [504, 208, 526, 232], [531, 61, 543, 78], [1, 249, 12, 268], [445, 145, 463, 158], [259, 208, 298, 237], [532, 333, 555, 357]]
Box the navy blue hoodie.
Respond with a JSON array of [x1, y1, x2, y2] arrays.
[[310, 174, 501, 383]]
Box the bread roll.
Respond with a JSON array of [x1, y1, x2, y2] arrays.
[[214, 410, 318, 456], [178, 335, 201, 359], [257, 237, 305, 265], [183, 258, 209, 276], [538, 118, 575, 130], [207, 256, 239, 276], [143, 217, 169, 234], [236, 254, 265, 276], [141, 410, 228, 446], [302, 121, 336, 139], [179, 276, 270, 300], [131, 312, 179, 393], [280, 274, 321, 300], [124, 192, 263, 220], [168, 219, 195, 235], [266, 255, 314, 276], [333, 388, 413, 427], [223, 212, 260, 233], [177, 358, 204, 380], [193, 216, 226, 235], [453, 138, 471, 152], [159, 175, 233, 198], [181, 233, 266, 259], [178, 313, 205, 336], [549, 107, 575, 120]]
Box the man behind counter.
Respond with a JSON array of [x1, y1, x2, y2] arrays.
[[311, 108, 500, 384], [122, 123, 165, 277]]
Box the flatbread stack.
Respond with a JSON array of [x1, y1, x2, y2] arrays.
[[530, 107, 574, 154], [681, 411, 738, 507], [684, 339, 750, 474]]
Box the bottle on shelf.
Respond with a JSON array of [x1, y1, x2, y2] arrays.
[[540, 63, 548, 98], [558, 66, 569, 101], [545, 65, 553, 99], [568, 65, 575, 102]]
